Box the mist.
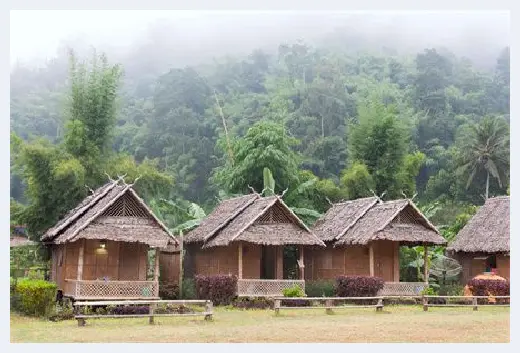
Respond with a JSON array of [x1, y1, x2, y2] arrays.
[[11, 11, 510, 71]]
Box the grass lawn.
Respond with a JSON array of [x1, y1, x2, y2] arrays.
[[10, 305, 509, 343]]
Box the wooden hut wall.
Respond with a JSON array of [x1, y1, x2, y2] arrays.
[[455, 252, 510, 284], [192, 243, 263, 278], [159, 252, 180, 284], [53, 240, 149, 290], [304, 240, 399, 282], [496, 254, 510, 280]]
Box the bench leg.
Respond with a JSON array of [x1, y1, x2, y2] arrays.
[[77, 318, 86, 327], [376, 299, 383, 312], [325, 300, 333, 315], [149, 304, 155, 325], [204, 313, 213, 321]]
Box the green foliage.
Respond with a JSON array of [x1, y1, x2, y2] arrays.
[[340, 162, 375, 199], [305, 280, 335, 297], [282, 285, 305, 298], [213, 121, 300, 194], [14, 279, 57, 317]]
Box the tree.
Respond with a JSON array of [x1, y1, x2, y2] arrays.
[[348, 100, 409, 198], [456, 116, 509, 199], [340, 162, 375, 200], [212, 120, 300, 194]]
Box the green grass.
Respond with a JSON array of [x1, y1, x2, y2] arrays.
[[10, 305, 510, 343]]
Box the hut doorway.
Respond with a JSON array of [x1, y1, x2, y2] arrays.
[[260, 246, 276, 279]]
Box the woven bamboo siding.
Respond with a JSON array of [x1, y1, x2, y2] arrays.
[[192, 243, 263, 278], [118, 242, 148, 280], [497, 255, 510, 280], [373, 240, 395, 281], [159, 252, 180, 284], [64, 241, 80, 285], [471, 258, 487, 279]]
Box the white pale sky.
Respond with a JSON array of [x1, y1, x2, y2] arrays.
[[10, 10, 510, 66]]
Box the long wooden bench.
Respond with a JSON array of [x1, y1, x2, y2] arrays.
[[273, 296, 384, 315], [73, 299, 213, 326], [422, 295, 510, 311]]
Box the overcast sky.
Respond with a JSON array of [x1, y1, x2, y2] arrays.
[[10, 10, 510, 66]]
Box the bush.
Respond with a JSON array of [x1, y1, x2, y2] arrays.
[[182, 278, 197, 299], [232, 297, 273, 310], [109, 305, 150, 315], [159, 282, 179, 299], [335, 276, 384, 297], [282, 285, 305, 297], [15, 279, 57, 317], [305, 280, 335, 297], [195, 275, 237, 306], [48, 302, 74, 322], [467, 279, 510, 304], [10, 278, 21, 311]]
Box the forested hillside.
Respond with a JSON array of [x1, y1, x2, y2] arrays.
[[10, 29, 510, 239]]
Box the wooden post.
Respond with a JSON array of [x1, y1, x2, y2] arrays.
[[77, 240, 85, 280], [393, 242, 400, 282], [238, 242, 243, 279], [77, 318, 86, 327], [149, 303, 155, 324], [472, 297, 478, 311], [274, 299, 280, 316], [376, 298, 383, 312], [423, 245, 429, 283], [325, 299, 333, 314], [299, 245, 305, 280], [422, 296, 428, 311], [179, 231, 184, 299], [154, 248, 160, 297], [204, 300, 213, 321], [369, 243, 375, 277]]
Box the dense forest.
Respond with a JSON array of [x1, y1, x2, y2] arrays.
[[10, 24, 510, 249]]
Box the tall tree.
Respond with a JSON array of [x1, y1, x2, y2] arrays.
[[456, 116, 509, 199], [212, 120, 300, 194]]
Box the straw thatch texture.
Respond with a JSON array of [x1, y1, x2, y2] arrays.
[[42, 180, 177, 248], [313, 198, 446, 246], [185, 193, 325, 248], [183, 194, 258, 243], [312, 197, 379, 241], [447, 196, 510, 253]]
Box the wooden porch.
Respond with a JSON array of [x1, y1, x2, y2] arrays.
[[237, 279, 305, 297]]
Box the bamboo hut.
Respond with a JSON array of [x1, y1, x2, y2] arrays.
[[447, 196, 510, 283], [41, 178, 178, 300], [309, 197, 447, 295], [10, 226, 35, 248], [182, 193, 325, 296]]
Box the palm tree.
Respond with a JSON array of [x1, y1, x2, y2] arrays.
[[457, 117, 509, 199]]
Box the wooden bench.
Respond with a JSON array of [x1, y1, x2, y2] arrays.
[[73, 299, 213, 326], [273, 296, 384, 315], [422, 295, 510, 311]]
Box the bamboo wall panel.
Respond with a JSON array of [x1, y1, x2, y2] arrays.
[[138, 244, 148, 280], [159, 252, 180, 284], [374, 240, 395, 281], [344, 245, 370, 276], [497, 255, 510, 280], [119, 242, 141, 280], [243, 244, 261, 279]]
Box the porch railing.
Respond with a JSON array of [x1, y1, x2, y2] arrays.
[[379, 282, 428, 296], [237, 279, 305, 297], [64, 279, 159, 299]]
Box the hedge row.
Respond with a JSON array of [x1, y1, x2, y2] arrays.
[[11, 278, 57, 317], [194, 275, 238, 305]]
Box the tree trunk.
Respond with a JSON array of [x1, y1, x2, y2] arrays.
[[486, 170, 490, 200]]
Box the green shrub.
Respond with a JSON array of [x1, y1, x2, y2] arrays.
[[15, 279, 57, 317], [181, 278, 197, 299], [282, 285, 305, 297], [305, 280, 335, 297], [421, 286, 438, 296]]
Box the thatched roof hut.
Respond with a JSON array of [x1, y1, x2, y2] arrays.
[[447, 196, 510, 254], [312, 197, 446, 247], [184, 193, 325, 248], [42, 179, 178, 248]]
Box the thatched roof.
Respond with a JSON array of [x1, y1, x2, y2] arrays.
[[447, 196, 510, 253], [42, 180, 178, 248], [184, 193, 325, 248], [313, 198, 446, 246]]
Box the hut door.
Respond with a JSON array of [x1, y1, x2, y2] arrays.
[[374, 241, 394, 281], [261, 246, 276, 279]]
